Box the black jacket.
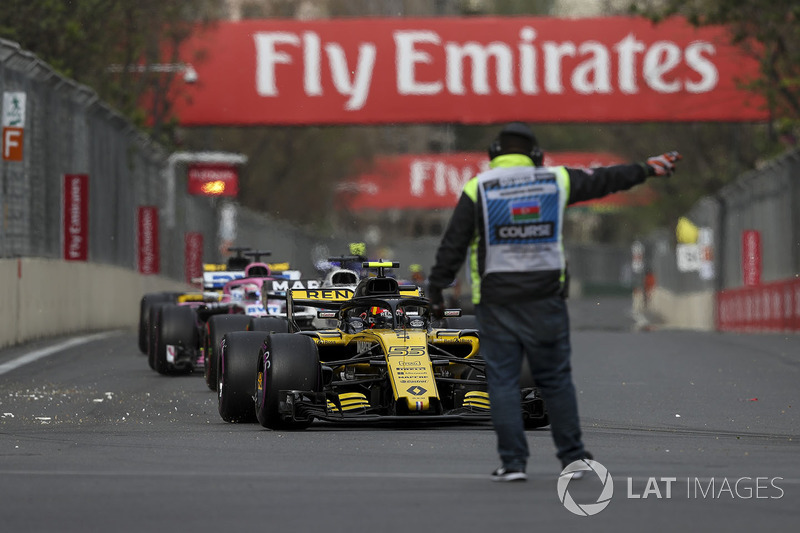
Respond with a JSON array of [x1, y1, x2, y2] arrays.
[[429, 154, 649, 305]]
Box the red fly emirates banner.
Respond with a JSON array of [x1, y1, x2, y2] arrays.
[[338, 151, 657, 210], [184, 232, 204, 284], [173, 16, 766, 125], [63, 174, 89, 261], [137, 206, 160, 274]]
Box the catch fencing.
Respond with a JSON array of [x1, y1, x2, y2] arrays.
[[0, 39, 240, 280], [639, 148, 800, 331]]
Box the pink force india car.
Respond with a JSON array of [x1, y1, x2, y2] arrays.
[[139, 249, 314, 378]]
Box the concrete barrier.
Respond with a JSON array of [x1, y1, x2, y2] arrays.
[[646, 287, 716, 331], [0, 258, 191, 349]]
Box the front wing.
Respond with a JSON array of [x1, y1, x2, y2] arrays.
[[276, 390, 494, 425]]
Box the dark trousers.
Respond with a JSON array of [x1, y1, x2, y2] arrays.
[[476, 297, 585, 470]]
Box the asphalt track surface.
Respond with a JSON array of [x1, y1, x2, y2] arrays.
[[1, 297, 798, 533]]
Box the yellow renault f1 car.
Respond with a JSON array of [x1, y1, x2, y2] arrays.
[[216, 262, 548, 430]]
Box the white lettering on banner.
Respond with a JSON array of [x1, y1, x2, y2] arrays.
[[615, 34, 645, 94], [685, 42, 718, 92], [445, 41, 516, 95], [409, 159, 487, 198], [543, 41, 575, 94], [573, 41, 611, 94], [395, 31, 443, 95], [519, 27, 537, 94], [325, 41, 376, 110], [254, 32, 300, 95], [189, 169, 236, 181], [254, 31, 376, 110], [304, 32, 322, 96], [645, 41, 682, 93], [253, 27, 719, 111]]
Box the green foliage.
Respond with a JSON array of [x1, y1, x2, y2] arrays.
[[0, 0, 221, 146], [631, 0, 800, 139], [182, 126, 381, 229]]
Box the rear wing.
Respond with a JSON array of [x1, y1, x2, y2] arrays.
[[285, 287, 354, 332], [202, 269, 245, 290], [262, 279, 323, 294]]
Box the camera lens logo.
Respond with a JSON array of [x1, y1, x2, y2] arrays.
[[557, 459, 614, 516]]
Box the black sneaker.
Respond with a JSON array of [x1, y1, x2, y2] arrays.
[[491, 467, 527, 482]]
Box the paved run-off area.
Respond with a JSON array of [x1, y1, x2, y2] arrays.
[[1, 298, 797, 533]]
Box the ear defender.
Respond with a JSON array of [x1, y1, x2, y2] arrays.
[[488, 138, 544, 166], [488, 139, 502, 159], [530, 146, 544, 166]]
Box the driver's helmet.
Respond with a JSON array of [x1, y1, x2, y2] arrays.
[[361, 306, 392, 329]]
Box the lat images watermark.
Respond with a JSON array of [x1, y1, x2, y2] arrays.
[[558, 459, 614, 516], [557, 460, 785, 517]]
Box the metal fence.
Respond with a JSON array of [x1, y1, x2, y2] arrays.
[[0, 38, 224, 279], [642, 148, 800, 296], [716, 150, 800, 290]]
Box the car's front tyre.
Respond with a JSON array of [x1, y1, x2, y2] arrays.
[[255, 333, 320, 430], [218, 331, 265, 423]]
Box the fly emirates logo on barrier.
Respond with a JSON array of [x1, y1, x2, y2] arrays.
[[175, 17, 765, 125]]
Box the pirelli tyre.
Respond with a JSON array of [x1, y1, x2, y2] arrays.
[[217, 331, 265, 423], [154, 305, 198, 376], [138, 292, 178, 354], [204, 314, 252, 391], [255, 333, 320, 430], [147, 304, 167, 371], [248, 317, 289, 334]]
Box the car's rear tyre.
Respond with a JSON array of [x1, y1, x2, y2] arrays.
[[155, 305, 197, 375], [218, 331, 265, 422], [248, 317, 289, 334], [147, 304, 167, 371], [255, 334, 320, 430], [138, 292, 177, 354], [204, 314, 252, 391]]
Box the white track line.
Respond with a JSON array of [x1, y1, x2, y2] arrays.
[[0, 332, 117, 376]]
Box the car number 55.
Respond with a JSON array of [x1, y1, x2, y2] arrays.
[[387, 346, 426, 356]]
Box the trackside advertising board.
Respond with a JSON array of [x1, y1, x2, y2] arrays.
[[63, 174, 89, 261], [742, 230, 761, 287], [185, 232, 204, 284], [187, 163, 239, 196], [338, 151, 656, 211], [137, 206, 160, 274], [172, 16, 766, 126], [2, 92, 25, 161]]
